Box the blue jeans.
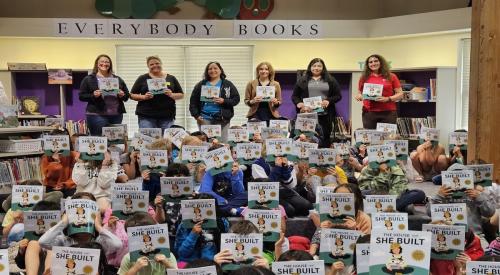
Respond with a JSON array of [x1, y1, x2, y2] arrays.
[[86, 114, 123, 135], [218, 192, 248, 217], [361, 189, 426, 213], [138, 116, 174, 133]]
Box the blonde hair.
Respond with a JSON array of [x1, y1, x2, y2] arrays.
[[182, 136, 202, 146], [146, 55, 162, 65], [147, 138, 171, 151], [255, 61, 275, 81]]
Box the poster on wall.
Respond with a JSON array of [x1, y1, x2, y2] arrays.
[[48, 69, 72, 85]]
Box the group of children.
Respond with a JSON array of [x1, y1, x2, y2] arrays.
[[1, 119, 499, 275]]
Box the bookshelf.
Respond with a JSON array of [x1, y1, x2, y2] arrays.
[[350, 67, 457, 150], [274, 70, 352, 140]]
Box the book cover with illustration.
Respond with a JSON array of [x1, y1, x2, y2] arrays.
[[24, 211, 60, 240], [220, 233, 263, 271], [160, 177, 193, 203], [139, 128, 162, 140], [367, 144, 397, 169], [261, 127, 288, 139], [369, 230, 432, 275], [44, 117, 65, 128], [111, 190, 149, 220], [256, 86, 275, 102], [140, 149, 169, 174], [419, 127, 440, 144], [228, 128, 250, 146], [441, 170, 474, 198], [303, 96, 324, 113], [383, 140, 409, 161], [264, 138, 293, 162], [467, 164, 493, 187], [98, 77, 119, 96], [78, 136, 107, 161], [201, 125, 222, 140], [51, 246, 100, 275], [376, 123, 398, 135], [333, 142, 350, 160], [180, 199, 217, 229], [247, 182, 279, 209], [272, 260, 325, 275], [449, 132, 468, 151], [0, 250, 8, 274], [244, 209, 281, 242], [364, 195, 397, 214], [111, 182, 142, 192], [43, 135, 70, 156], [147, 78, 168, 95], [181, 145, 208, 164], [318, 193, 355, 224], [308, 148, 337, 170], [319, 228, 361, 265], [203, 146, 233, 176], [291, 140, 318, 161], [422, 224, 465, 260], [131, 133, 154, 151], [430, 203, 468, 227], [362, 83, 383, 100], [163, 127, 184, 140], [247, 121, 267, 139], [200, 85, 220, 102], [167, 266, 218, 275], [170, 129, 189, 149], [269, 120, 289, 131], [65, 199, 98, 235], [466, 261, 500, 275], [11, 185, 44, 211], [127, 224, 170, 261], [372, 212, 409, 231], [355, 129, 385, 146], [356, 243, 370, 275], [102, 126, 125, 145], [236, 143, 262, 165], [294, 116, 317, 137]]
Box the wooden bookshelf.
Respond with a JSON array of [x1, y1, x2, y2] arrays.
[[0, 126, 54, 134], [0, 151, 43, 158]]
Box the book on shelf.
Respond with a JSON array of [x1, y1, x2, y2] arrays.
[[65, 120, 88, 136], [0, 157, 42, 183], [396, 117, 436, 138], [429, 78, 437, 100], [20, 119, 45, 126]]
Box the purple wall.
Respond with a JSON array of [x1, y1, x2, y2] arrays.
[[14, 71, 88, 121], [275, 72, 351, 121]]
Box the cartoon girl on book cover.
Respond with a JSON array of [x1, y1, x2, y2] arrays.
[[207, 128, 214, 138], [435, 232, 448, 252], [330, 200, 340, 217], [299, 146, 307, 158], [20, 191, 30, 207], [377, 149, 385, 163], [193, 206, 203, 223], [35, 217, 46, 235], [452, 176, 461, 190], [234, 131, 241, 142], [65, 258, 76, 275], [190, 150, 198, 162], [52, 140, 60, 152], [474, 170, 482, 182], [375, 200, 383, 213], [332, 236, 345, 257], [141, 233, 156, 254], [257, 216, 266, 233], [258, 187, 267, 204], [386, 242, 407, 272], [123, 195, 133, 214], [88, 142, 96, 155], [318, 152, 325, 166], [245, 148, 253, 160], [213, 155, 222, 169], [384, 219, 393, 230], [443, 210, 453, 224], [171, 183, 181, 198], [275, 143, 283, 156], [362, 133, 369, 144], [148, 155, 157, 169], [74, 206, 87, 227], [235, 242, 246, 262]]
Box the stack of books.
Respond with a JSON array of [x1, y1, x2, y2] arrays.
[[396, 117, 436, 138], [65, 120, 88, 136], [334, 116, 351, 137], [0, 157, 42, 183]]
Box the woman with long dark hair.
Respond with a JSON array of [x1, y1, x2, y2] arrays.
[[79, 54, 129, 135], [189, 62, 240, 142], [355, 54, 403, 129], [292, 58, 341, 147]]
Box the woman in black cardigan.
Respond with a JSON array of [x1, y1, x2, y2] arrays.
[[292, 58, 341, 148], [79, 54, 129, 135]]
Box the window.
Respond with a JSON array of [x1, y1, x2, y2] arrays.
[[456, 38, 471, 130], [116, 45, 253, 136]]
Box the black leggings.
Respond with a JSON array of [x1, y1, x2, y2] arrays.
[[362, 110, 397, 129], [279, 187, 313, 218], [318, 114, 333, 148]]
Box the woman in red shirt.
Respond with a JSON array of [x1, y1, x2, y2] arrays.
[[356, 54, 404, 129]]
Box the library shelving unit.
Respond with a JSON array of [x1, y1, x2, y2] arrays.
[[350, 67, 457, 150], [274, 70, 352, 141]]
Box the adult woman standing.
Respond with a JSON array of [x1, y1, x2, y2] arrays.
[[292, 58, 341, 148], [244, 62, 282, 123], [355, 54, 404, 129], [130, 56, 184, 132], [189, 62, 240, 142], [79, 54, 129, 135]]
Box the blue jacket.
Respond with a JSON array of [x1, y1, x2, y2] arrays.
[[174, 220, 229, 263], [199, 170, 245, 205], [143, 173, 161, 202]]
